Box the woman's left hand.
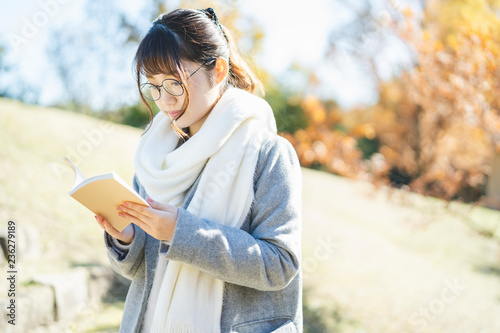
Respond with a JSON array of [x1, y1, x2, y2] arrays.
[[116, 196, 178, 241]]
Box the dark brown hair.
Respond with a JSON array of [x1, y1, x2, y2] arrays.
[[134, 8, 263, 137]]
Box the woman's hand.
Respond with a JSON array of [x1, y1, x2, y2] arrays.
[[95, 214, 135, 245], [116, 196, 178, 242]]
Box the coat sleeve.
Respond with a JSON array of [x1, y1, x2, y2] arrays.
[[163, 136, 302, 291], [104, 175, 147, 281]]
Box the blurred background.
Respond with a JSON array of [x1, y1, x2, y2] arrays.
[[1, 0, 500, 332]]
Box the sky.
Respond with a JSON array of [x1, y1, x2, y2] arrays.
[[0, 0, 412, 109], [239, 0, 339, 72]]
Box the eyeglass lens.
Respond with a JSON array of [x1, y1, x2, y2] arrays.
[[141, 79, 184, 100]]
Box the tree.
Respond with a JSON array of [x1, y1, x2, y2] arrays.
[[282, 95, 366, 178], [371, 0, 500, 201], [46, 0, 148, 113]]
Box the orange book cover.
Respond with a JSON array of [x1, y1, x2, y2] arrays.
[[65, 157, 149, 232]]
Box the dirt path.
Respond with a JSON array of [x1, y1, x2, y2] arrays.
[[301, 168, 500, 333]]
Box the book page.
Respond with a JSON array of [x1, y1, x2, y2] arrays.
[[64, 157, 86, 190]]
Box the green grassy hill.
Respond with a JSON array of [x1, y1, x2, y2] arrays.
[[2, 98, 500, 332]]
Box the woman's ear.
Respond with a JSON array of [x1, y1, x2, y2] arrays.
[[214, 58, 229, 84]]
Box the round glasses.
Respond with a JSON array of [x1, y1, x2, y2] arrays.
[[140, 58, 217, 101]]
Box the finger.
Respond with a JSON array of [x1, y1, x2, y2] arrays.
[[146, 196, 171, 211], [117, 203, 154, 223], [119, 202, 154, 218], [146, 195, 163, 209], [118, 211, 152, 232], [95, 214, 105, 229], [102, 219, 123, 239]]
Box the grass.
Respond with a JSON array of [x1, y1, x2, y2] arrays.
[[2, 98, 500, 332], [0, 98, 139, 331], [73, 301, 125, 333], [0, 98, 139, 271], [300, 169, 500, 332]]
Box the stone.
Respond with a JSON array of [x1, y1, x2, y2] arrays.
[[33, 268, 89, 322], [0, 284, 55, 333]]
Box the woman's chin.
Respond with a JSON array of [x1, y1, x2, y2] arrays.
[[172, 118, 186, 126]]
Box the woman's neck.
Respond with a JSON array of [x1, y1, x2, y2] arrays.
[[188, 92, 223, 136]]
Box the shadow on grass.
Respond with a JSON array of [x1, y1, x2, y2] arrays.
[[303, 288, 360, 333], [72, 262, 362, 332], [476, 265, 500, 278]]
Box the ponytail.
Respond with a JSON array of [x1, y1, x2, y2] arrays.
[[221, 26, 264, 96]]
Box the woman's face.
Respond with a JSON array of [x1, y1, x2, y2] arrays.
[[147, 60, 220, 135]]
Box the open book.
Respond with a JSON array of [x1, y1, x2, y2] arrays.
[[65, 157, 149, 232]]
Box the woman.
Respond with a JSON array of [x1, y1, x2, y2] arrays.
[[95, 7, 302, 333]]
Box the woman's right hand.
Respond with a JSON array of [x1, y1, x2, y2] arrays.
[[95, 214, 135, 245]]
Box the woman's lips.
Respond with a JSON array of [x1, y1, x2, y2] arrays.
[[166, 110, 181, 118]]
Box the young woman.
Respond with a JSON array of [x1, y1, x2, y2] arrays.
[[95, 8, 302, 333]]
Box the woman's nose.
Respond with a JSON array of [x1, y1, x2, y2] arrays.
[[159, 91, 177, 106]]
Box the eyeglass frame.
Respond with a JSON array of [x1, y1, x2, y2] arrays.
[[140, 57, 218, 101]]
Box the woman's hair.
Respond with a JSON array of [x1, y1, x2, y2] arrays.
[[134, 8, 263, 137]]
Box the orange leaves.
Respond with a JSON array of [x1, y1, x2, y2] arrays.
[[283, 95, 366, 179], [402, 7, 414, 18], [351, 124, 376, 140], [282, 0, 500, 202], [368, 0, 500, 201], [301, 96, 326, 125], [446, 34, 460, 50]]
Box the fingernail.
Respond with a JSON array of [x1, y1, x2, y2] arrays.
[[116, 206, 122, 211], [123, 202, 128, 208], [118, 212, 125, 217]]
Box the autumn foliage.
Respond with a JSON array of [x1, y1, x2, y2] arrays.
[[282, 97, 366, 179], [283, 0, 500, 203]]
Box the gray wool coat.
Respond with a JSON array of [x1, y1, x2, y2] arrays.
[[105, 135, 303, 332]]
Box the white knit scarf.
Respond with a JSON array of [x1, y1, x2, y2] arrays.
[[134, 87, 277, 332]]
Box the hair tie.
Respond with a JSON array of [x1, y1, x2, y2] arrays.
[[201, 8, 228, 41], [204, 8, 219, 25]]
